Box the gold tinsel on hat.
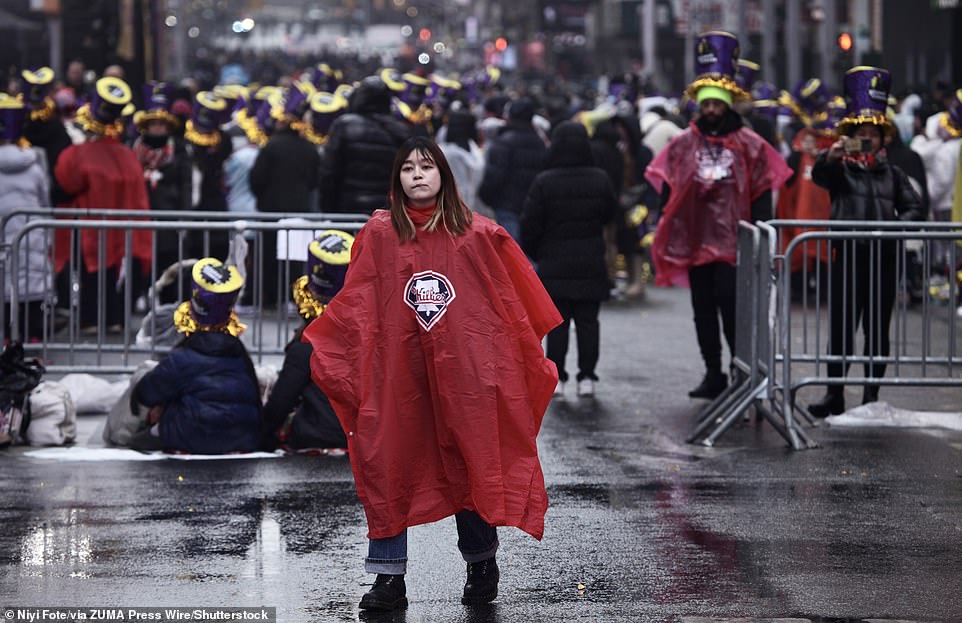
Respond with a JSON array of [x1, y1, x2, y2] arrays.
[[184, 120, 221, 147], [303, 127, 329, 145], [173, 301, 247, 337], [244, 121, 269, 147], [835, 112, 895, 136], [939, 112, 962, 139], [684, 76, 751, 105], [28, 98, 56, 122], [235, 108, 254, 131], [75, 103, 126, 138], [291, 275, 328, 320], [134, 109, 181, 131]]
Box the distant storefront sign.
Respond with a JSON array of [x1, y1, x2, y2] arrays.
[[541, 0, 594, 34]]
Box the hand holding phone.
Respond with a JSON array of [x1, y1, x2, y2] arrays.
[[843, 137, 873, 154]]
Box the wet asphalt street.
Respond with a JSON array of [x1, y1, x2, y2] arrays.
[[2, 286, 961, 622]]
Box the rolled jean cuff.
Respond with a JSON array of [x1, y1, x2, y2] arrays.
[[364, 558, 407, 575], [460, 537, 499, 564]]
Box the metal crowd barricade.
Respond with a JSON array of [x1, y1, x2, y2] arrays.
[[688, 222, 816, 450], [3, 213, 369, 373], [769, 220, 962, 431]]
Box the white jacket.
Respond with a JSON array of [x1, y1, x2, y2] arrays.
[[641, 114, 684, 156], [438, 140, 493, 218], [0, 145, 52, 301], [911, 133, 960, 215]]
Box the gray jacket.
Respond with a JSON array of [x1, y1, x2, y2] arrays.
[[0, 145, 51, 300]]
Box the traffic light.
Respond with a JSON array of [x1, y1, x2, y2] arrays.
[[495, 37, 508, 52], [837, 32, 853, 51]]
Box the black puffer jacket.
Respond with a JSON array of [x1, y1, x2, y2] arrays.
[[319, 77, 415, 214], [250, 127, 320, 213], [812, 151, 924, 222], [478, 121, 547, 216], [521, 122, 617, 301], [23, 117, 73, 204], [262, 339, 345, 450]]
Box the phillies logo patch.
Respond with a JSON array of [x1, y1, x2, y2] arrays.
[[404, 270, 457, 331]]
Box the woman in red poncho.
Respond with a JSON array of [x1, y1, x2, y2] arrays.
[[303, 136, 561, 612]]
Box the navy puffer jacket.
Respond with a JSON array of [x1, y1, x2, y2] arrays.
[[135, 331, 262, 454]]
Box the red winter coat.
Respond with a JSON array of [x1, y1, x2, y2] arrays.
[[776, 128, 835, 271], [53, 138, 153, 273], [645, 123, 792, 286], [304, 208, 561, 540]]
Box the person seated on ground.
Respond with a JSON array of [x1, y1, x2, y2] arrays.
[[129, 258, 262, 453], [261, 231, 352, 453]]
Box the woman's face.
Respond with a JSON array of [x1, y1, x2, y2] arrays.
[[400, 149, 441, 204]]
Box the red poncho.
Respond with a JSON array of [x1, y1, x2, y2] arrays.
[[304, 209, 562, 540], [775, 128, 835, 270], [53, 138, 153, 273], [645, 123, 792, 287]]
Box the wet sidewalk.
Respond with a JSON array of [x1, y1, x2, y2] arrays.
[[1, 287, 960, 622]]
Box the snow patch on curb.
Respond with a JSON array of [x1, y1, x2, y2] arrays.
[[827, 401, 962, 431]]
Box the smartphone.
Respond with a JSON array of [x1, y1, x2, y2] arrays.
[[843, 137, 873, 153]]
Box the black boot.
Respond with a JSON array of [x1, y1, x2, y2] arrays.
[[688, 369, 728, 399], [359, 574, 407, 611], [807, 387, 845, 418], [462, 557, 499, 605], [862, 385, 880, 405]]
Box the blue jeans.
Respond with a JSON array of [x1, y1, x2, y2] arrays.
[[494, 209, 522, 243], [365, 510, 499, 575]]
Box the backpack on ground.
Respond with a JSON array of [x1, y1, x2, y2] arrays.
[[0, 342, 44, 447]]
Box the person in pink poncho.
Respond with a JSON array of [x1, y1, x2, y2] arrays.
[[645, 31, 792, 400]]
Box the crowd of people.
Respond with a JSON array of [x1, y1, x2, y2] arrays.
[[0, 32, 959, 393]]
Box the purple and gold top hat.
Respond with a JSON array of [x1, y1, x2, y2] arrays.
[[939, 88, 962, 139], [751, 81, 779, 118], [334, 84, 355, 106], [813, 96, 846, 135], [20, 67, 56, 121], [311, 63, 343, 92], [237, 85, 279, 131], [427, 73, 462, 106], [380, 68, 407, 94], [75, 77, 132, 138], [185, 91, 229, 147], [478, 65, 501, 89], [736, 59, 760, 93], [401, 72, 431, 107], [246, 92, 283, 147], [272, 81, 316, 128], [174, 258, 246, 336], [305, 91, 347, 145], [0, 94, 28, 145], [836, 66, 894, 135], [214, 84, 247, 117], [685, 31, 750, 103], [779, 78, 832, 127], [292, 230, 355, 320], [134, 81, 179, 131]]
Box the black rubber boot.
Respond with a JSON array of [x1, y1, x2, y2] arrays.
[[862, 385, 880, 405], [807, 387, 845, 418], [359, 574, 408, 611], [688, 369, 728, 399], [462, 557, 499, 605]]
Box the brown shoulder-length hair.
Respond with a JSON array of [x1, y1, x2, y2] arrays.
[[388, 136, 473, 242]]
